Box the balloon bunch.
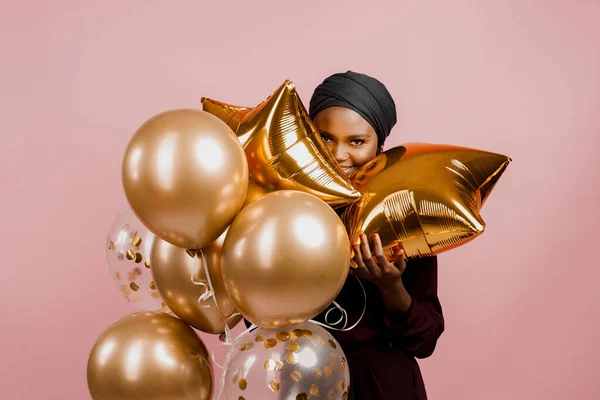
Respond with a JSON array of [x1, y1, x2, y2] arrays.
[[88, 79, 511, 400]]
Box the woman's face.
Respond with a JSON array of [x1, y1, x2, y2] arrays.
[[313, 106, 380, 177]]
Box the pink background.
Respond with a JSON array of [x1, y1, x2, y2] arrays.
[[2, 1, 599, 399]]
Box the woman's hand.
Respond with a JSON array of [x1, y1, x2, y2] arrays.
[[351, 232, 412, 315], [351, 233, 407, 292]]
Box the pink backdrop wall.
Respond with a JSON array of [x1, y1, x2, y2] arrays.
[[2, 1, 599, 399]]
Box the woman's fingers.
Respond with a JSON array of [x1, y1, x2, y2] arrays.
[[359, 233, 372, 259], [360, 233, 381, 276], [354, 233, 409, 278], [393, 248, 408, 274], [372, 234, 393, 274], [352, 243, 369, 276], [389, 243, 402, 261]]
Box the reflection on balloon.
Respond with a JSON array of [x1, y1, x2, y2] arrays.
[[87, 312, 213, 400], [122, 109, 248, 250], [105, 208, 168, 311], [224, 321, 349, 400], [151, 230, 242, 334], [201, 80, 361, 207], [222, 190, 350, 328], [343, 143, 512, 262], [243, 179, 268, 207]]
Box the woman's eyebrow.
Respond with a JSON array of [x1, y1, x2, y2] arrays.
[[318, 130, 371, 139], [347, 133, 372, 139], [318, 129, 333, 136]]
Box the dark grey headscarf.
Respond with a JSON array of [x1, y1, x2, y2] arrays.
[[309, 70, 397, 147]]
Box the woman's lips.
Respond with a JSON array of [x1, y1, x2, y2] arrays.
[[341, 167, 355, 176]]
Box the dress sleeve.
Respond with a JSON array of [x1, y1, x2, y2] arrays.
[[384, 255, 445, 359]]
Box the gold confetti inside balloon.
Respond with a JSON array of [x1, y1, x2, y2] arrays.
[[343, 143, 512, 263], [122, 109, 249, 250], [201, 80, 361, 208], [222, 191, 350, 328], [223, 321, 349, 400], [150, 229, 242, 334], [105, 208, 169, 312], [87, 312, 213, 400]]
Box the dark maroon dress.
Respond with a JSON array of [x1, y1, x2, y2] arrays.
[[315, 256, 444, 400]]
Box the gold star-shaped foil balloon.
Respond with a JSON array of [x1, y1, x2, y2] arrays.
[[343, 143, 511, 263], [201, 80, 361, 207]]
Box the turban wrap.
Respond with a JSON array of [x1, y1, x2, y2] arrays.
[[309, 70, 397, 147]]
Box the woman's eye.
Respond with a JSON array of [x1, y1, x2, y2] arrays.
[[350, 140, 365, 146], [321, 136, 332, 142]]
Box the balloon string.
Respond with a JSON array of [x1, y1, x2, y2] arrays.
[[213, 322, 259, 399], [189, 255, 214, 307], [191, 250, 235, 344], [189, 251, 259, 399], [324, 301, 348, 328], [310, 275, 367, 332]]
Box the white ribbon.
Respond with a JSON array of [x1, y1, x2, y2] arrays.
[[212, 321, 259, 399], [189, 250, 259, 399], [190, 250, 234, 341], [310, 275, 367, 332]]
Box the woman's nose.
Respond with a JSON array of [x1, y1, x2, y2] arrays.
[[332, 144, 349, 161]]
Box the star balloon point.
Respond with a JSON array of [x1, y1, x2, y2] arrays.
[[202, 80, 362, 207], [344, 143, 511, 261]]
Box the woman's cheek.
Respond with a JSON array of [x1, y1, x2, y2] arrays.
[[353, 147, 378, 167]]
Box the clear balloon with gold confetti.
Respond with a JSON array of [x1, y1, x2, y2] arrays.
[[105, 208, 168, 312], [223, 321, 350, 400]]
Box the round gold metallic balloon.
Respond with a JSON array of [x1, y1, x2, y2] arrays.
[[151, 230, 242, 334], [87, 312, 213, 400], [201, 80, 361, 208], [122, 109, 248, 250], [222, 190, 350, 328], [343, 143, 512, 263]]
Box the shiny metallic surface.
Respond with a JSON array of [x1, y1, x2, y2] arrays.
[[87, 312, 213, 400], [122, 109, 248, 250], [222, 191, 350, 328], [151, 230, 242, 334], [201, 80, 362, 208], [343, 143, 511, 262]]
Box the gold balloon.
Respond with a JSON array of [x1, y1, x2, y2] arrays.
[[243, 179, 268, 207], [222, 190, 350, 328], [87, 312, 213, 400], [343, 143, 512, 262], [201, 80, 361, 208], [150, 230, 242, 334], [122, 109, 248, 250]]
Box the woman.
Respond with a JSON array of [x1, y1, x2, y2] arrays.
[[310, 71, 445, 400]]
